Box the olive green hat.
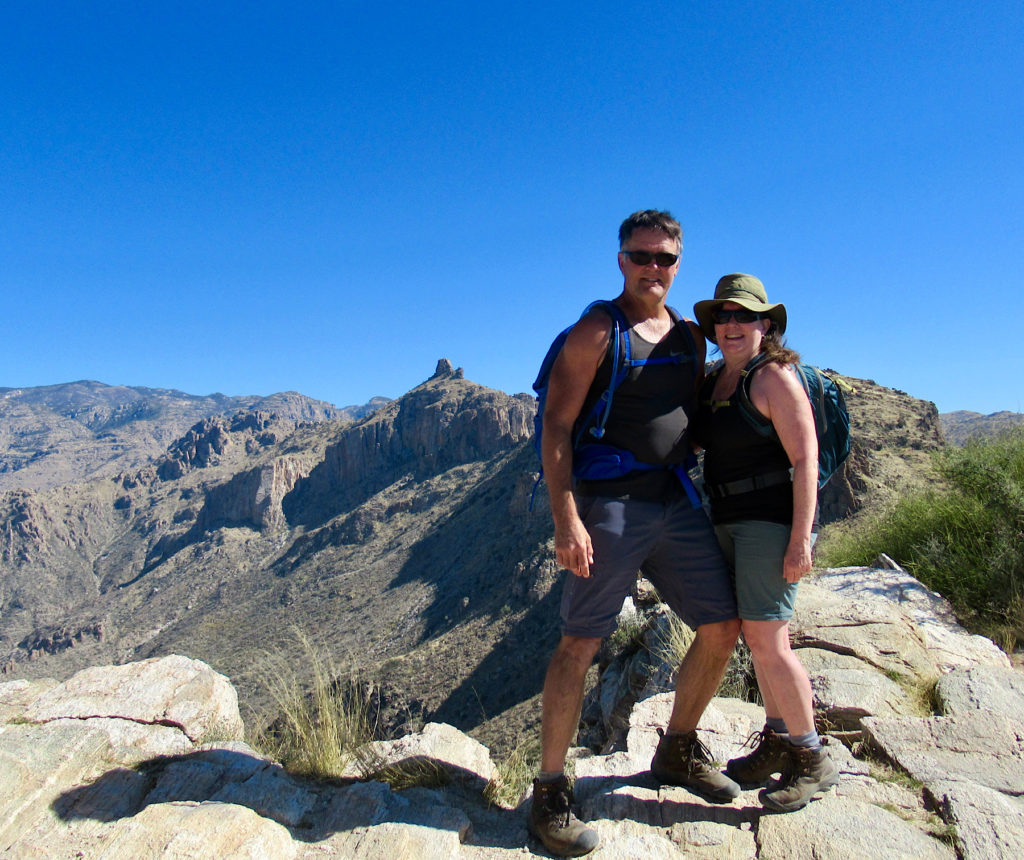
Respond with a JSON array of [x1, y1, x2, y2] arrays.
[[693, 273, 787, 344]]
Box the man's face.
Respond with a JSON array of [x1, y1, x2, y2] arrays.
[[617, 228, 681, 304]]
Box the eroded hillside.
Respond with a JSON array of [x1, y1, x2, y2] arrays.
[[1, 362, 945, 752]]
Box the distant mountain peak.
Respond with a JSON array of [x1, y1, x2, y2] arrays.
[[430, 358, 464, 380]]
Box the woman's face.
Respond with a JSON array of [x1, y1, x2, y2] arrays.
[[714, 300, 770, 358]]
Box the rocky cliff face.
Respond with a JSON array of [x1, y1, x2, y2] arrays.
[[817, 373, 944, 523]]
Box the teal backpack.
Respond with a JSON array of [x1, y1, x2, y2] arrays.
[[706, 354, 852, 490]]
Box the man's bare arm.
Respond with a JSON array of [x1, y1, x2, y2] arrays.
[[541, 310, 611, 578]]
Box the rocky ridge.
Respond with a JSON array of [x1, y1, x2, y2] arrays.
[[0, 381, 375, 494], [2, 566, 1021, 859], [940, 410, 1024, 446], [1, 363, 950, 757]]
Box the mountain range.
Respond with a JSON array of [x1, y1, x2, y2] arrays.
[[0, 361, 1009, 753]]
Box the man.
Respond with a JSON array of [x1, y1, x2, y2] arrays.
[[530, 210, 742, 857]]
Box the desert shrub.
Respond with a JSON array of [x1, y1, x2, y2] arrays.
[[252, 631, 444, 788], [818, 428, 1024, 648], [252, 631, 375, 780], [484, 733, 541, 808]]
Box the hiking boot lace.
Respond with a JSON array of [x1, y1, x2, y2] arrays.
[[694, 735, 714, 761], [741, 729, 775, 762], [536, 780, 573, 827]]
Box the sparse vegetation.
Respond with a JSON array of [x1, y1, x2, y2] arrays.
[[818, 428, 1024, 649], [719, 638, 759, 702], [885, 671, 940, 717], [251, 631, 376, 780], [651, 610, 695, 667], [606, 607, 648, 654], [251, 631, 445, 789], [484, 733, 541, 808]]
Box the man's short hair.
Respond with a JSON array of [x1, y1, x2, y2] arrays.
[[618, 210, 683, 249]]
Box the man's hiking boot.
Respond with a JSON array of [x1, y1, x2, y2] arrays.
[[650, 728, 740, 803], [759, 742, 839, 812], [726, 725, 789, 786], [529, 776, 599, 857]]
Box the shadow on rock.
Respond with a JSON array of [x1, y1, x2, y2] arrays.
[[51, 746, 519, 847]]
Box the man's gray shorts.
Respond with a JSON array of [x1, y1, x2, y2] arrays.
[[560, 495, 737, 638]]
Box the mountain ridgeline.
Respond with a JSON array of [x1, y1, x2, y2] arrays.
[[0, 361, 950, 747]]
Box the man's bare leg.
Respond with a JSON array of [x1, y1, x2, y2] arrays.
[[666, 618, 741, 732], [540, 635, 602, 772]]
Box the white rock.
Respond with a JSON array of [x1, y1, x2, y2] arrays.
[[24, 655, 244, 744]]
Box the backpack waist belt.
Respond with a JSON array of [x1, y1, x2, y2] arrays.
[[574, 444, 702, 509], [705, 469, 792, 500]]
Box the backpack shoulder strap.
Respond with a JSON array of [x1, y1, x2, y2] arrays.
[[667, 306, 698, 358], [736, 353, 776, 436]]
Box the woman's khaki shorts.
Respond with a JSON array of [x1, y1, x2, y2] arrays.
[[713, 520, 799, 621]]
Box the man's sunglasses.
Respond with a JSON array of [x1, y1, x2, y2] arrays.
[[712, 308, 764, 324], [621, 250, 679, 267]]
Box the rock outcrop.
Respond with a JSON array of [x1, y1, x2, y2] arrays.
[[2, 568, 1021, 859]]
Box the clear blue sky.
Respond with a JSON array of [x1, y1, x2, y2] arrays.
[[2, 1, 1021, 414]]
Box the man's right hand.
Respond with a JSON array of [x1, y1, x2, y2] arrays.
[[555, 515, 595, 578]]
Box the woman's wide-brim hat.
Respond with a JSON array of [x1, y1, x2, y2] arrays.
[[693, 273, 787, 344]]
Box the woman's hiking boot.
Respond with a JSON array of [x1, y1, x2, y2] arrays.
[[650, 728, 740, 802], [529, 776, 599, 857], [726, 725, 789, 786], [759, 742, 839, 812]]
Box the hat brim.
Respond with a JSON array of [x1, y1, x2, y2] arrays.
[[693, 298, 787, 344]]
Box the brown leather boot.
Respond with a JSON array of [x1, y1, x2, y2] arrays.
[[759, 742, 839, 812], [529, 776, 599, 857], [650, 728, 740, 802], [726, 725, 789, 786]]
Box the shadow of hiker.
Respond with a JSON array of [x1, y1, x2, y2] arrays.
[[51, 746, 524, 848]]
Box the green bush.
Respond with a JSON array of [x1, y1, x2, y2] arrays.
[[818, 428, 1024, 649]]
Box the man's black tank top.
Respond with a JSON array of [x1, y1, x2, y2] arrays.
[[575, 310, 698, 502]]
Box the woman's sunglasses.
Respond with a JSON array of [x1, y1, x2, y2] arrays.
[[712, 308, 764, 324]]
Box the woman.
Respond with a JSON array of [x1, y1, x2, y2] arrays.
[[691, 273, 838, 812]]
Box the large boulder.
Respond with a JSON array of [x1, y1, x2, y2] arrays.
[[23, 654, 244, 744]]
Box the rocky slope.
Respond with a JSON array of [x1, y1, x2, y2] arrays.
[[940, 410, 1024, 445], [2, 567, 1020, 859], [0, 381, 381, 493], [0, 362, 947, 755]]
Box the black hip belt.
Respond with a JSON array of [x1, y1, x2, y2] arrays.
[[705, 469, 792, 500]]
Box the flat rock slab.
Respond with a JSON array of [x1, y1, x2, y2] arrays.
[[756, 795, 955, 860], [343, 721, 494, 787], [809, 568, 1009, 671], [799, 647, 914, 728], [863, 712, 1024, 795], [23, 655, 243, 744], [95, 800, 297, 860], [668, 819, 757, 859], [926, 779, 1024, 860], [936, 665, 1024, 719], [0, 678, 58, 723], [792, 581, 939, 681]]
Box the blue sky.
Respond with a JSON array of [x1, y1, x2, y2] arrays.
[[2, 1, 1022, 414]]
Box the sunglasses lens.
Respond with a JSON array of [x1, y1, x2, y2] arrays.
[[624, 251, 678, 266], [713, 309, 761, 324]]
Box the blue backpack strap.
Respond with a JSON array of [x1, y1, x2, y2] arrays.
[[578, 300, 631, 443]]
